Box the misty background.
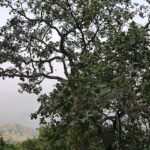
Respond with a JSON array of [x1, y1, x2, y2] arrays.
[[0, 7, 60, 128]]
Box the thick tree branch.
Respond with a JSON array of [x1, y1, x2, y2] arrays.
[[0, 67, 67, 82], [66, 0, 87, 49], [28, 56, 69, 78]]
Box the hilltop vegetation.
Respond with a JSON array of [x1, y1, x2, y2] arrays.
[[0, 125, 50, 150], [0, 123, 37, 143]]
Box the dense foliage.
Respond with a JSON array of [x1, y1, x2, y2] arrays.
[[0, 136, 20, 150], [0, 0, 150, 149]]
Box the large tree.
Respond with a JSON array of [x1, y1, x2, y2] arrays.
[[0, 0, 150, 149]]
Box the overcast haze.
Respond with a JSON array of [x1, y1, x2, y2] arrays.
[[0, 7, 60, 128], [0, 8, 38, 127]]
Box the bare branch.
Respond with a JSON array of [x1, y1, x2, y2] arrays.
[[0, 67, 67, 82]]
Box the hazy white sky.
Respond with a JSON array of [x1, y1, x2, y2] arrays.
[[0, 0, 149, 127], [0, 7, 40, 127], [0, 6, 64, 127], [0, 7, 51, 127]]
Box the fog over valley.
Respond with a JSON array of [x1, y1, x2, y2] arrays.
[[0, 78, 39, 128]]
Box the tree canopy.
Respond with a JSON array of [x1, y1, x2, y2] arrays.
[[0, 0, 150, 149]]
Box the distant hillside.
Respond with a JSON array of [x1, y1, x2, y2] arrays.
[[0, 123, 38, 142]]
